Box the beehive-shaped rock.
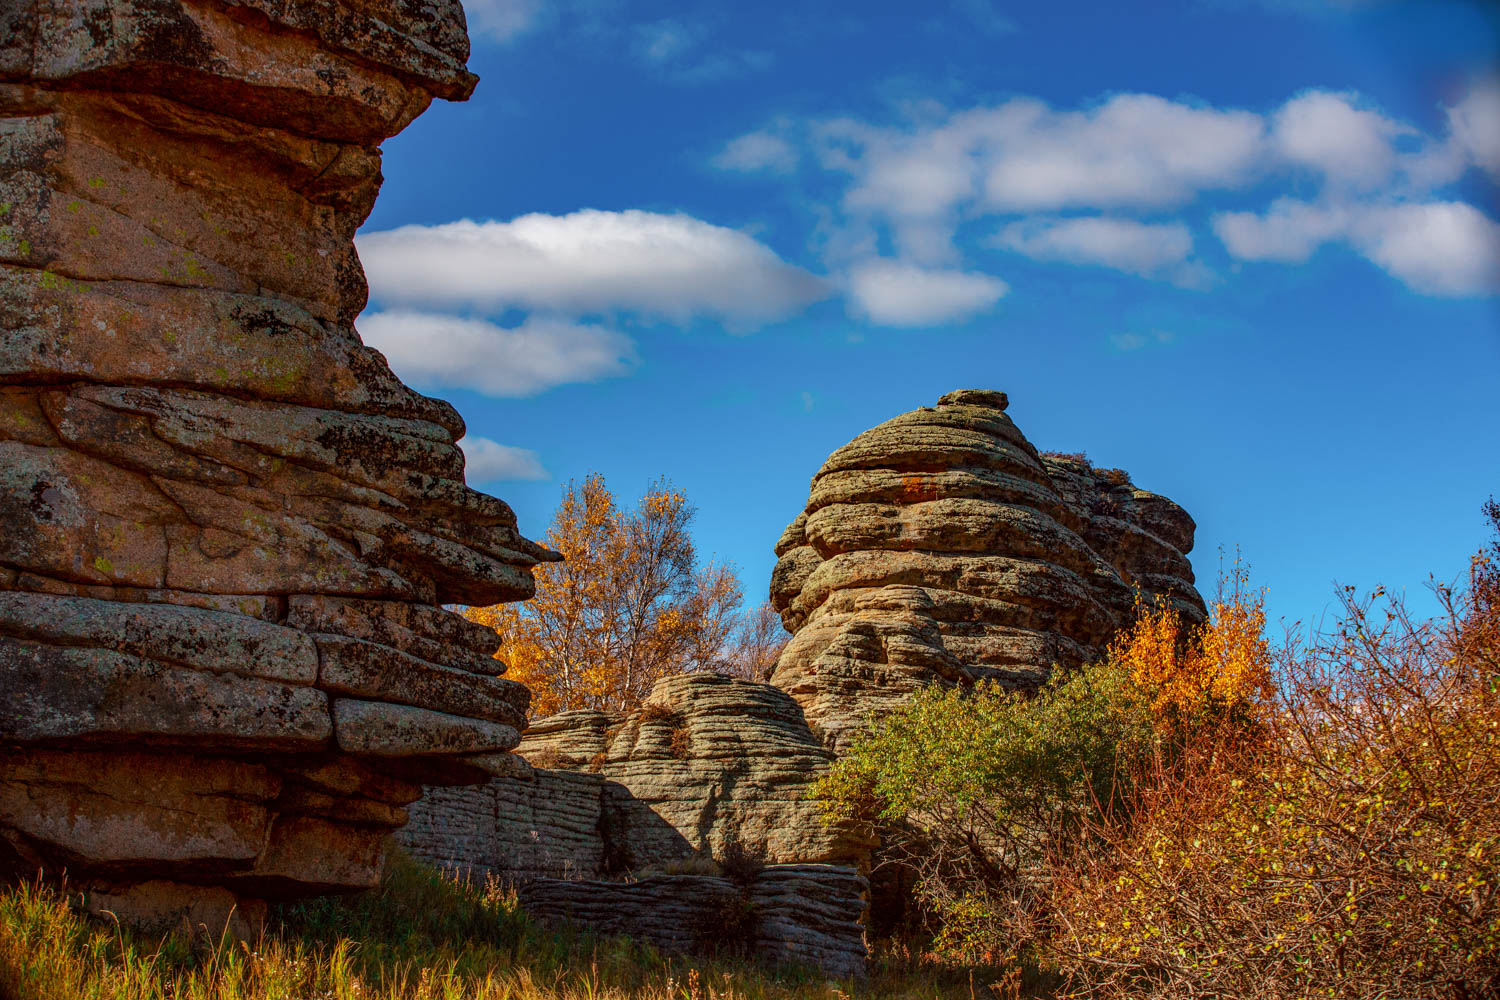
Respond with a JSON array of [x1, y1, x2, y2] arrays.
[[0, 0, 555, 930], [770, 389, 1205, 749]]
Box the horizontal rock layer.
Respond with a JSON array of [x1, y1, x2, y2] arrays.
[[0, 0, 551, 921], [770, 389, 1206, 749]]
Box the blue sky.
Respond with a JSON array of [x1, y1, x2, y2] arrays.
[[358, 0, 1500, 632]]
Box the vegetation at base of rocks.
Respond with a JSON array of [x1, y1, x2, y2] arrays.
[[0, 851, 1029, 1000], [463, 474, 787, 716], [819, 507, 1500, 999]]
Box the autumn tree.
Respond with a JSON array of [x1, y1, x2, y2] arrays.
[[464, 474, 777, 715]]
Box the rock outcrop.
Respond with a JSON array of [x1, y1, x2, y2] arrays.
[[400, 673, 872, 976], [0, 0, 553, 930], [770, 389, 1205, 749]]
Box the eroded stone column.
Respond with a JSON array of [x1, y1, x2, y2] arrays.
[[0, 0, 555, 930]]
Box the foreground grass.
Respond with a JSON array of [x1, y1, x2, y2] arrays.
[[0, 853, 1025, 1000]]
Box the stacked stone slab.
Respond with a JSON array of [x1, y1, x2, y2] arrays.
[[770, 389, 1205, 749], [0, 0, 554, 930], [401, 673, 872, 976]]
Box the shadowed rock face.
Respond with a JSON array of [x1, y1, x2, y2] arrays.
[[770, 389, 1206, 750], [0, 0, 554, 930]]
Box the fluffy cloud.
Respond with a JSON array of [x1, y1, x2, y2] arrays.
[[1213, 199, 1350, 263], [464, 0, 542, 43], [1354, 201, 1500, 297], [357, 210, 829, 326], [458, 436, 549, 483], [358, 311, 637, 397], [713, 131, 799, 174], [992, 217, 1195, 278], [1272, 91, 1398, 188], [813, 94, 1264, 230], [1448, 78, 1500, 179], [721, 80, 1500, 299], [846, 259, 1009, 326], [1215, 199, 1500, 296], [980, 95, 1265, 212]]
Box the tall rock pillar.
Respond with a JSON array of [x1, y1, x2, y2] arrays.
[[0, 0, 555, 929]]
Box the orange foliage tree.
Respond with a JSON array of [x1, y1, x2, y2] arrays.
[[464, 474, 776, 715], [1112, 561, 1273, 729]]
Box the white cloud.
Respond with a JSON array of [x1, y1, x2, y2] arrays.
[[992, 217, 1195, 277], [799, 94, 1263, 266], [464, 0, 542, 43], [714, 131, 799, 174], [1448, 78, 1500, 179], [1212, 199, 1350, 262], [729, 81, 1500, 302], [458, 436, 549, 483], [1272, 90, 1398, 188], [357, 210, 830, 326], [979, 95, 1266, 211], [359, 311, 636, 397], [1215, 198, 1500, 296], [1353, 202, 1500, 297], [846, 259, 1008, 326]]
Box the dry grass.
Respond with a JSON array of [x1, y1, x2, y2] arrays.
[[0, 851, 1011, 1000]]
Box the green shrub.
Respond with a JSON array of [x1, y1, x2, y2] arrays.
[[815, 661, 1159, 962]]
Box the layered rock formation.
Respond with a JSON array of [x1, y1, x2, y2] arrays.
[[0, 0, 554, 929], [770, 389, 1205, 749], [401, 673, 871, 975]]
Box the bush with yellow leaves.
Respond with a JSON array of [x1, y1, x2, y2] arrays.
[[1050, 505, 1500, 999]]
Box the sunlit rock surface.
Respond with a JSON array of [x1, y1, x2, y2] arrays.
[[769, 389, 1206, 749]]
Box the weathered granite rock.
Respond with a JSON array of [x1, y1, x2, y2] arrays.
[[0, 0, 554, 921], [770, 389, 1205, 749]]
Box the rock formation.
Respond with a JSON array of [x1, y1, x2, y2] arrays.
[[770, 389, 1205, 749], [401, 390, 1205, 977], [401, 673, 872, 976], [0, 0, 554, 930]]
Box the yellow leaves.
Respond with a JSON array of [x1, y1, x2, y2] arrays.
[[464, 474, 751, 716], [1111, 567, 1271, 729]]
